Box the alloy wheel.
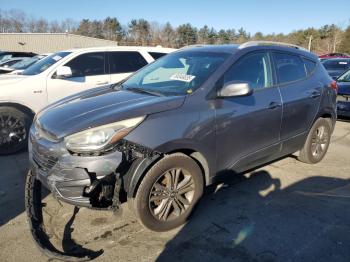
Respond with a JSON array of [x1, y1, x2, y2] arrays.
[[148, 168, 195, 221], [0, 114, 27, 148], [310, 125, 329, 158]]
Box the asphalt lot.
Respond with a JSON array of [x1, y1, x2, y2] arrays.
[[0, 120, 349, 262]]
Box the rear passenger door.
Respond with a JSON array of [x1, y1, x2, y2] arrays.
[[108, 51, 148, 84], [47, 52, 109, 103], [273, 52, 321, 140]]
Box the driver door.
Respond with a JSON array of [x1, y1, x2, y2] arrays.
[[47, 52, 109, 104], [215, 51, 282, 172]]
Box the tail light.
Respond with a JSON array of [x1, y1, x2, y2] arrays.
[[330, 80, 338, 92]]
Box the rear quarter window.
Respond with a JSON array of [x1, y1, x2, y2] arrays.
[[302, 58, 317, 75], [149, 52, 167, 60]]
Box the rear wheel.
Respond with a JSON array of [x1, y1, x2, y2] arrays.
[[298, 118, 331, 164], [134, 153, 204, 232], [0, 106, 31, 155]]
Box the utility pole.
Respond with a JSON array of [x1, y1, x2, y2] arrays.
[[308, 35, 313, 51]]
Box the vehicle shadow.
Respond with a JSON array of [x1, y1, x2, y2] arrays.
[[61, 206, 104, 259], [156, 171, 350, 262]]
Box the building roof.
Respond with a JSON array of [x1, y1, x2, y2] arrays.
[[0, 33, 120, 53]]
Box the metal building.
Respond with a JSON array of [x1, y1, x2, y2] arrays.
[[0, 33, 118, 54]]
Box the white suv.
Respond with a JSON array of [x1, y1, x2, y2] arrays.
[[0, 46, 175, 154]]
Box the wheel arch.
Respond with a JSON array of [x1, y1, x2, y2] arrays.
[[313, 107, 336, 132], [126, 148, 210, 199], [0, 102, 35, 119]]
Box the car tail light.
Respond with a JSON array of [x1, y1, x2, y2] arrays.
[[330, 80, 338, 92]]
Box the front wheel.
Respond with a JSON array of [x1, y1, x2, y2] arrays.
[[0, 106, 32, 155], [298, 118, 332, 164], [134, 153, 204, 232]]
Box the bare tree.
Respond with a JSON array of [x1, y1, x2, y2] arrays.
[[50, 20, 62, 33], [161, 22, 175, 47]]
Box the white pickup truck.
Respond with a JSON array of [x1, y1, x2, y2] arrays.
[[0, 46, 175, 154]]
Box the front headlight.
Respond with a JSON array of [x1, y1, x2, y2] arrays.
[[65, 116, 145, 153]]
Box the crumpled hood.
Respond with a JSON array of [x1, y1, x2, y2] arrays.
[[38, 86, 186, 139], [337, 82, 350, 96], [0, 74, 28, 85]]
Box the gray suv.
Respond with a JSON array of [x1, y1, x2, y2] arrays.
[[26, 42, 337, 258]]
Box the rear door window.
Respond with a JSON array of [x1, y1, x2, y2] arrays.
[[273, 52, 307, 84], [108, 51, 148, 74], [65, 52, 105, 77]]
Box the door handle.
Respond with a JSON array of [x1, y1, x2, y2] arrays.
[[268, 102, 282, 110], [96, 81, 109, 85], [309, 90, 321, 98]]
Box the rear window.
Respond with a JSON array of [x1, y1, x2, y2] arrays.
[[273, 52, 307, 84], [322, 59, 350, 70], [108, 51, 148, 74], [149, 52, 167, 60]]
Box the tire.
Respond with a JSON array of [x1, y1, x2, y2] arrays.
[[298, 118, 331, 164], [134, 153, 204, 232], [0, 106, 32, 155]]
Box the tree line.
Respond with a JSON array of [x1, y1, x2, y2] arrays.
[[1, 9, 349, 54]]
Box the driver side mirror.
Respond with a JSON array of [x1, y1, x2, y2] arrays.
[[218, 81, 253, 97], [55, 66, 72, 79]]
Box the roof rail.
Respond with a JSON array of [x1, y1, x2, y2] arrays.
[[238, 41, 308, 51]]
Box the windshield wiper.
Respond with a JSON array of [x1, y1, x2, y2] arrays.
[[126, 87, 164, 96]]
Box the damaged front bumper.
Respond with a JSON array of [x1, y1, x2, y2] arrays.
[[26, 124, 160, 260], [29, 125, 123, 208]]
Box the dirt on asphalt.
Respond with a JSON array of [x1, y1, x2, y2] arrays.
[[0, 120, 349, 262]]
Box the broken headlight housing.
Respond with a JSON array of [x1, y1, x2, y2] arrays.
[[65, 116, 145, 153]]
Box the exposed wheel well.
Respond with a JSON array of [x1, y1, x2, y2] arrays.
[[0, 103, 35, 119], [319, 113, 334, 130], [320, 113, 332, 119]]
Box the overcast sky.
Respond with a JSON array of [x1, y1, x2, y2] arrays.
[[1, 0, 349, 34]]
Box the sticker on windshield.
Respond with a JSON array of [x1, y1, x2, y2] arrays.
[[52, 55, 62, 61], [339, 62, 348, 65], [170, 73, 196, 82]]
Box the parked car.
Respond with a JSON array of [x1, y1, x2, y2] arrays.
[[0, 57, 29, 73], [336, 68, 350, 117], [319, 52, 350, 60], [0, 46, 175, 154], [322, 58, 350, 79], [0, 53, 51, 75], [25, 41, 336, 259], [0, 51, 36, 62]]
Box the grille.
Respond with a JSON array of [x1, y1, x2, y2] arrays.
[[32, 148, 58, 171]]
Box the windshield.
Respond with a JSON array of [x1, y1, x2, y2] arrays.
[[338, 69, 350, 82], [122, 51, 229, 96], [22, 52, 71, 76], [322, 59, 350, 70]]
